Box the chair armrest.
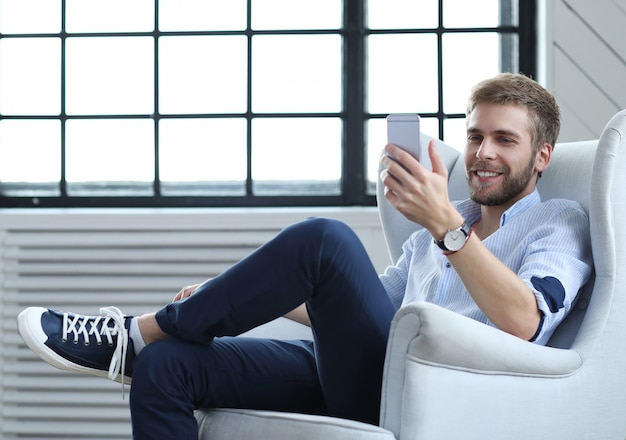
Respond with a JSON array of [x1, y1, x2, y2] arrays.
[[380, 302, 583, 438], [391, 302, 582, 374]]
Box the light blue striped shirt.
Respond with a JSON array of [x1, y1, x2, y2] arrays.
[[379, 189, 593, 345]]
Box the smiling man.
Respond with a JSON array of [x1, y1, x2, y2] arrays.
[[17, 73, 592, 440]]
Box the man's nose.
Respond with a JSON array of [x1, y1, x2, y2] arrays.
[[476, 140, 496, 159]]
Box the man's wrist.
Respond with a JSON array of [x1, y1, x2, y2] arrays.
[[434, 221, 472, 253], [430, 211, 466, 241]]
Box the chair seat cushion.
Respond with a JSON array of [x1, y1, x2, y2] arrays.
[[195, 409, 396, 440]]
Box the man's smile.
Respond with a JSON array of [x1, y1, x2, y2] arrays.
[[475, 170, 501, 178], [470, 165, 506, 183]]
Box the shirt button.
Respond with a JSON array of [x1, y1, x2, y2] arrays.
[[446, 262, 451, 268]]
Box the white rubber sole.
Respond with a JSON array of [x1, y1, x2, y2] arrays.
[[17, 307, 131, 385]]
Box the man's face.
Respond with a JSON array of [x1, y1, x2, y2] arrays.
[[464, 103, 544, 208]]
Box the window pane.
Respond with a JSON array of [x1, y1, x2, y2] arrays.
[[443, 117, 467, 152], [366, 118, 385, 187], [159, 118, 247, 196], [66, 0, 154, 33], [252, 35, 342, 113], [367, 34, 438, 113], [0, 0, 61, 34], [0, 120, 60, 185], [66, 37, 154, 115], [252, 0, 342, 30], [159, 36, 248, 114], [442, 33, 500, 114], [443, 0, 505, 28], [367, 0, 438, 29], [500, 32, 519, 73], [252, 118, 341, 195], [0, 38, 61, 115], [159, 0, 247, 31], [65, 119, 154, 194]]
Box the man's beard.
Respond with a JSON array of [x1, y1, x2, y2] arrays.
[[467, 156, 536, 206]]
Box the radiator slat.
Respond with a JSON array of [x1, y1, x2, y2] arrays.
[[4, 247, 255, 261], [4, 276, 221, 290], [1, 421, 131, 437], [3, 262, 234, 275], [4, 230, 277, 247]]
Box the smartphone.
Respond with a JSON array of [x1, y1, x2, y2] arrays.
[[386, 114, 421, 162]]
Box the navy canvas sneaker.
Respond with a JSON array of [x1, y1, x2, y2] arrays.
[[17, 306, 135, 385]]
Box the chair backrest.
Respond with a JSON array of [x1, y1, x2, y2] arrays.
[[535, 140, 597, 348], [377, 110, 626, 349]]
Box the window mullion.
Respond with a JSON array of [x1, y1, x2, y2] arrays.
[[153, 0, 161, 196], [343, 0, 367, 205], [60, 0, 68, 197], [246, 0, 253, 197], [518, 0, 537, 77]]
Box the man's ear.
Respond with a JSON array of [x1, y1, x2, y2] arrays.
[[535, 142, 552, 173]]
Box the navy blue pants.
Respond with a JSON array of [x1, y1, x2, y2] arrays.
[[129, 218, 397, 440]]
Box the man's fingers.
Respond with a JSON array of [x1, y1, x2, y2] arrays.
[[427, 140, 449, 178], [172, 284, 200, 302]]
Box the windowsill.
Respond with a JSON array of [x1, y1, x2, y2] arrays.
[[0, 205, 381, 229]]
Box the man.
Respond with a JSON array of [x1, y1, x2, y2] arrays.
[[17, 73, 592, 440]]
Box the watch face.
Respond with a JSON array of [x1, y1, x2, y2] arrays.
[[444, 229, 466, 251]]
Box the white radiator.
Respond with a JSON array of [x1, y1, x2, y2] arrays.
[[0, 207, 386, 440]]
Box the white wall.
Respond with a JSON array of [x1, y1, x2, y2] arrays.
[[538, 0, 626, 142]]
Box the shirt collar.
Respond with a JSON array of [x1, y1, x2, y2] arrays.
[[455, 189, 542, 228]]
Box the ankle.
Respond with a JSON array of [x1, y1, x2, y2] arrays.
[[136, 313, 168, 345]]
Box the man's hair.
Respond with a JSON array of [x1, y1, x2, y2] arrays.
[[466, 72, 561, 151]]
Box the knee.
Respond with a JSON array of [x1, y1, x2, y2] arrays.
[[291, 217, 357, 242], [131, 340, 191, 392], [281, 218, 366, 265]]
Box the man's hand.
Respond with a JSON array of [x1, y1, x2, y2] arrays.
[[172, 283, 203, 302], [380, 140, 463, 237]]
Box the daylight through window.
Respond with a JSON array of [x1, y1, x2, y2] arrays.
[[0, 0, 535, 207]]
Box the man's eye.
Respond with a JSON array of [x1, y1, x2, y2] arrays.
[[467, 136, 482, 143]]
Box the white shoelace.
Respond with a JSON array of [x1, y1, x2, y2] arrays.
[[62, 306, 129, 393]]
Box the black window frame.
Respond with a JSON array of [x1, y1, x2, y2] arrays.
[[0, 0, 536, 208]]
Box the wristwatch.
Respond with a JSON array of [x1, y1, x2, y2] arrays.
[[435, 221, 472, 253]]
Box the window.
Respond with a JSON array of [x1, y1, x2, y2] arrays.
[[0, 0, 535, 207]]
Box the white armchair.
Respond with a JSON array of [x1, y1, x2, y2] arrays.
[[196, 109, 626, 439]]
